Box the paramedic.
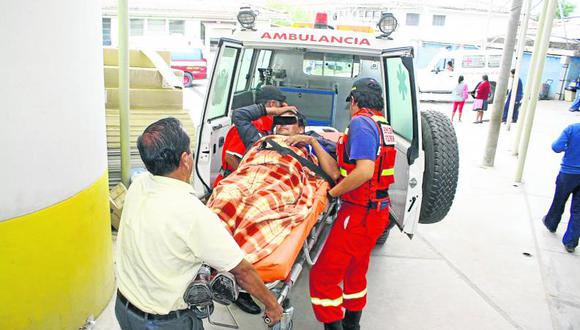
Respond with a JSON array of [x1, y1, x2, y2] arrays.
[[309, 78, 396, 330], [214, 86, 286, 187], [115, 118, 283, 329]]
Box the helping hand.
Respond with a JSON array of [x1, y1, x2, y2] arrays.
[[285, 135, 315, 146], [266, 105, 298, 116], [264, 302, 284, 325]]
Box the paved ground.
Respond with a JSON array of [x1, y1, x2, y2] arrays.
[[96, 99, 580, 330]]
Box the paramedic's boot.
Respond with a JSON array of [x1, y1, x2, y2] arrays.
[[342, 310, 362, 330], [324, 321, 343, 330], [234, 292, 261, 314]]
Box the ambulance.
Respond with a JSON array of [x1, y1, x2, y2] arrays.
[[190, 10, 460, 329]]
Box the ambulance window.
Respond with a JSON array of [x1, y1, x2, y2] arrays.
[[206, 46, 240, 120], [235, 49, 254, 92], [487, 55, 501, 68], [252, 50, 273, 88], [385, 57, 414, 141], [462, 55, 485, 68], [303, 52, 359, 77]]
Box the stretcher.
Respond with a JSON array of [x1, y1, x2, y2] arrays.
[[258, 183, 338, 330]]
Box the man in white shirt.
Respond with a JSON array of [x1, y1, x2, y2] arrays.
[[115, 117, 282, 329]]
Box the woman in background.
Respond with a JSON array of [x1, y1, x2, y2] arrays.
[[473, 74, 491, 124], [451, 75, 468, 122]]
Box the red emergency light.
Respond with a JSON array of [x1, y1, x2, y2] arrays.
[[314, 12, 329, 29]]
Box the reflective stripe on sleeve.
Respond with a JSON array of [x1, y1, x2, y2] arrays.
[[381, 168, 394, 176], [311, 296, 344, 307], [343, 288, 367, 300], [340, 168, 348, 177]]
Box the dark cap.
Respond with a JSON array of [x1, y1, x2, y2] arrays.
[[346, 77, 383, 102], [255, 85, 286, 104]]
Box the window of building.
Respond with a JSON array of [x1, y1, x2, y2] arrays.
[[462, 55, 486, 68], [130, 18, 144, 36], [487, 55, 502, 68], [169, 20, 185, 35], [365, 11, 373, 19], [432, 15, 446, 26], [147, 19, 166, 34], [406, 13, 420, 26], [102, 17, 112, 46]]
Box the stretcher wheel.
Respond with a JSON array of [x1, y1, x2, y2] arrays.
[[418, 110, 459, 224]]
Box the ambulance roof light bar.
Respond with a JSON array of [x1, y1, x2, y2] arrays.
[[377, 12, 398, 39], [237, 6, 257, 31]]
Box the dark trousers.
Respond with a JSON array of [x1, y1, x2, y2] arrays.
[[502, 102, 521, 123], [115, 294, 204, 330], [544, 172, 580, 248]]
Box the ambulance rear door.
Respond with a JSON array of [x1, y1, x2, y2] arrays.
[[193, 39, 243, 197], [381, 47, 424, 237]]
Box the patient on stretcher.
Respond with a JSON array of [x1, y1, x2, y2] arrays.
[[207, 134, 337, 264]]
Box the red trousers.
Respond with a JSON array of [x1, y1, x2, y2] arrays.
[[452, 101, 465, 115], [309, 203, 389, 323]]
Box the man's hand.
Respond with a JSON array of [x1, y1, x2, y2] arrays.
[[285, 135, 315, 146], [266, 105, 298, 116], [264, 301, 284, 325]]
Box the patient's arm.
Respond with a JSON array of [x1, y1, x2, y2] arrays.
[[285, 135, 340, 181]]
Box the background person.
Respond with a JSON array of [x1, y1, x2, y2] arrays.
[[115, 118, 282, 330], [309, 78, 396, 330], [542, 122, 580, 253], [502, 69, 524, 123], [451, 75, 468, 122], [472, 74, 491, 124]]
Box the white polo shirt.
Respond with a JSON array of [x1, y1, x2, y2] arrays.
[[116, 173, 244, 315]]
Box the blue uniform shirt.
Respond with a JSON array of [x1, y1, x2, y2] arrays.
[[347, 116, 380, 161], [552, 123, 580, 174]]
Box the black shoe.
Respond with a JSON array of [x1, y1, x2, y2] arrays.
[[342, 310, 362, 330], [324, 321, 344, 330], [542, 216, 556, 233], [565, 245, 576, 253], [234, 292, 261, 314]]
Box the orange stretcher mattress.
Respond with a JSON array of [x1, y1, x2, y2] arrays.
[[253, 182, 329, 283]]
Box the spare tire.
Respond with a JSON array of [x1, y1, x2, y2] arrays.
[[419, 110, 459, 224]]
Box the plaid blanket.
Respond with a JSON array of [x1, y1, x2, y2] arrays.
[[207, 135, 328, 264]]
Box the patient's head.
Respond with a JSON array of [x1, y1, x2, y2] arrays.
[[274, 110, 306, 136]]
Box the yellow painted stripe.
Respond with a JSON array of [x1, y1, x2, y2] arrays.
[[381, 168, 395, 176], [0, 172, 115, 330], [311, 296, 343, 307], [343, 288, 368, 300]]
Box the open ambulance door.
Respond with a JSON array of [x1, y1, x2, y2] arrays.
[[193, 39, 243, 197], [381, 47, 424, 237]]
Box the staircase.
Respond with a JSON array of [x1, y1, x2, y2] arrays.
[[103, 48, 196, 188]]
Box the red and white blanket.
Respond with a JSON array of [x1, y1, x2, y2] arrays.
[[207, 136, 328, 263]]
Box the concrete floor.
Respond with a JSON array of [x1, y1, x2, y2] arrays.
[[96, 99, 580, 330]]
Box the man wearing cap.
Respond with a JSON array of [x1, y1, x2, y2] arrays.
[[309, 78, 396, 330], [214, 86, 292, 187]]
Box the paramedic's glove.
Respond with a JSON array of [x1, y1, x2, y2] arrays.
[[265, 105, 298, 116], [264, 301, 284, 325]]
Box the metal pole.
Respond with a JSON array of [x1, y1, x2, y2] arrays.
[[482, 0, 524, 167], [512, 0, 550, 155], [506, 0, 531, 131], [119, 0, 131, 186], [515, 0, 558, 182]]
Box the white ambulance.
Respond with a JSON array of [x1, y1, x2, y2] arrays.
[[190, 11, 459, 329]]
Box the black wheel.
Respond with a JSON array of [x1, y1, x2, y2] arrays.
[[375, 215, 396, 245], [419, 110, 459, 224]]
